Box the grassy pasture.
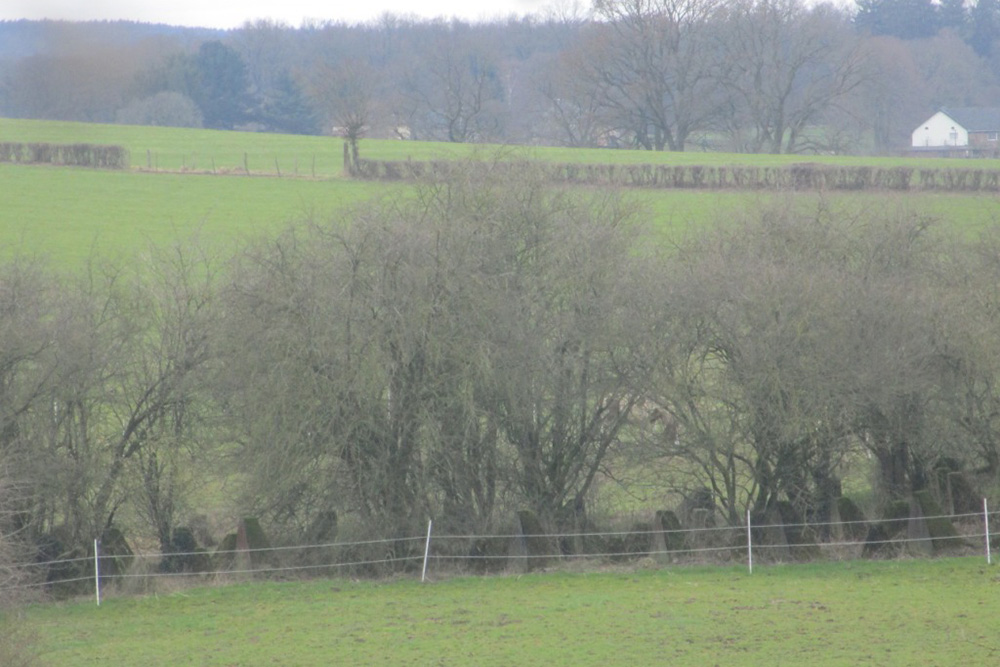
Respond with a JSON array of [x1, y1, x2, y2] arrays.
[[10, 117, 1000, 176], [5, 165, 1000, 269], [0, 163, 395, 266], [0, 118, 350, 177], [5, 118, 1000, 268], [22, 558, 1000, 665]]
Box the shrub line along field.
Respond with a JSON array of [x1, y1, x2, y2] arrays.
[[22, 558, 1000, 665], [349, 153, 1000, 192]]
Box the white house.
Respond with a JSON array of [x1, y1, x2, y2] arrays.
[[912, 108, 1000, 148]]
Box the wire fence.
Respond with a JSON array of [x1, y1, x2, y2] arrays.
[[3, 501, 997, 604]]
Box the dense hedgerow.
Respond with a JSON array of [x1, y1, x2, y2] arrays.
[[0, 142, 128, 169], [349, 156, 1000, 193]]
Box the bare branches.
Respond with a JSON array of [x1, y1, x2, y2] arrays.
[[714, 0, 867, 153], [214, 164, 652, 533], [575, 0, 723, 150]]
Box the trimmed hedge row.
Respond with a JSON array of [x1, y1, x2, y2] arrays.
[[349, 158, 1000, 193], [0, 142, 129, 169]]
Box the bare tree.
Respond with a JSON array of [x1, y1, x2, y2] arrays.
[[0, 250, 215, 557], [451, 170, 650, 524], [715, 0, 867, 153], [216, 205, 466, 534], [907, 30, 1000, 110], [819, 211, 959, 501], [0, 260, 57, 664], [234, 18, 297, 99], [644, 202, 861, 522], [938, 225, 1000, 482], [401, 24, 507, 142], [0, 260, 56, 460], [842, 35, 926, 153], [641, 201, 975, 522], [123, 244, 218, 554], [0, 463, 39, 667], [215, 161, 653, 535], [534, 48, 613, 147], [308, 58, 377, 160], [4, 43, 160, 123], [575, 0, 724, 151]]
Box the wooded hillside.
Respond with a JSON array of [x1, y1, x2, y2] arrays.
[[3, 0, 1000, 153]]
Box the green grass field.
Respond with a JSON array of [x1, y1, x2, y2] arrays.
[[5, 161, 997, 269], [5, 119, 1000, 267], [10, 117, 1000, 173], [0, 163, 398, 266], [7, 119, 1000, 665], [21, 558, 1000, 665], [1, 118, 350, 177]]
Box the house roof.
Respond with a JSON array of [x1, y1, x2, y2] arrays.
[[940, 107, 1000, 132]]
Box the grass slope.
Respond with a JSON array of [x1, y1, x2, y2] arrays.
[[24, 558, 1000, 665], [0, 164, 392, 266], [4, 117, 1000, 267]]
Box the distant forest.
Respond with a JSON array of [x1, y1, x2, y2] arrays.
[[3, 0, 1000, 153]]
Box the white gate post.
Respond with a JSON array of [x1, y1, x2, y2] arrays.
[[747, 510, 753, 575], [94, 538, 101, 607], [985, 498, 992, 566], [421, 520, 433, 583]]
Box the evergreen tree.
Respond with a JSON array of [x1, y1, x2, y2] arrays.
[[940, 0, 969, 34], [192, 41, 255, 130], [971, 0, 1000, 56], [855, 0, 940, 39], [259, 71, 320, 135]]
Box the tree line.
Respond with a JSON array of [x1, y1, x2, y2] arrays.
[[2, 165, 1000, 571], [4, 0, 1000, 152]]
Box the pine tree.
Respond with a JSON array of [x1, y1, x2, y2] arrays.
[[971, 0, 1000, 56], [192, 41, 255, 130], [260, 71, 320, 135]]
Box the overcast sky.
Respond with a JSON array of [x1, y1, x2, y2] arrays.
[[1, 0, 570, 29]]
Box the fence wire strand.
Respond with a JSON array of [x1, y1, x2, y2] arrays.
[[7, 505, 996, 598]]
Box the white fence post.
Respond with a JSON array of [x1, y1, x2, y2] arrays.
[[94, 538, 101, 607], [421, 520, 433, 583], [985, 498, 992, 566], [747, 510, 753, 575]]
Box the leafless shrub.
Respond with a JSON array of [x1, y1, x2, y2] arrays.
[[0, 470, 41, 667]]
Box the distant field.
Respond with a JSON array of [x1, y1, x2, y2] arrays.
[[4, 118, 1000, 267], [9, 117, 1000, 174], [22, 558, 1000, 665], [1, 118, 350, 176]]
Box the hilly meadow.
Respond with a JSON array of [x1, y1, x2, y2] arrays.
[[4, 117, 1000, 665]]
